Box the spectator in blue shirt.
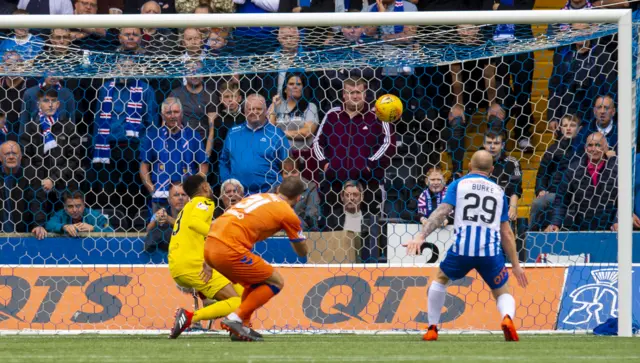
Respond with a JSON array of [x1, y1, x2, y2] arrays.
[[0, 9, 44, 61], [220, 94, 290, 194], [45, 190, 113, 236], [140, 97, 207, 211]]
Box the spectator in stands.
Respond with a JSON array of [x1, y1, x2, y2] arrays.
[[312, 77, 396, 219], [125, 0, 175, 13], [484, 0, 536, 152], [117, 27, 145, 55], [0, 141, 48, 239], [17, 0, 73, 14], [181, 27, 204, 61], [20, 88, 81, 198], [145, 182, 187, 252], [0, 51, 28, 140], [20, 75, 76, 126], [363, 0, 417, 42], [209, 82, 244, 191], [220, 93, 290, 194], [45, 190, 113, 236], [44, 28, 74, 57], [577, 95, 618, 154], [213, 178, 244, 217], [70, 0, 107, 41], [169, 62, 218, 138], [239, 26, 304, 102], [546, 132, 618, 231], [206, 28, 231, 56], [0, 9, 44, 61], [530, 114, 582, 231], [563, 0, 592, 10], [547, 23, 617, 129], [268, 73, 319, 152], [89, 66, 157, 218], [482, 130, 521, 221], [417, 167, 452, 225], [140, 97, 208, 211], [141, 1, 180, 56], [268, 157, 319, 229]]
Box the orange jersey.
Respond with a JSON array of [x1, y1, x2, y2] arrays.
[[207, 193, 305, 252]]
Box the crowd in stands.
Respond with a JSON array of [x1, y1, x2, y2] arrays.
[[0, 0, 637, 263]]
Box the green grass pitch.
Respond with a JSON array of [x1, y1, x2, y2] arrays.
[[0, 335, 638, 363]]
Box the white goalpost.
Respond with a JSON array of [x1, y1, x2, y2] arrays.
[[0, 9, 634, 337]]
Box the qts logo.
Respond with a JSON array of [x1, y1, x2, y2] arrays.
[[0, 275, 132, 324]]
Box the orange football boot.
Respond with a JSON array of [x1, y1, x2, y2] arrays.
[[501, 314, 519, 342]]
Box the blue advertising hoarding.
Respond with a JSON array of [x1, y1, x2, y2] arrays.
[[557, 266, 640, 330]]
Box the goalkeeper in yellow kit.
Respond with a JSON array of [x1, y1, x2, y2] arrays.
[[168, 174, 244, 339]]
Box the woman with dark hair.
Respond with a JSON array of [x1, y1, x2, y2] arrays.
[[268, 73, 319, 151]]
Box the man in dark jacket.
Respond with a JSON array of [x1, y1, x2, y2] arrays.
[[0, 140, 48, 239], [312, 77, 396, 220], [577, 95, 618, 153], [482, 130, 522, 221], [530, 114, 581, 230], [19, 88, 81, 197], [546, 132, 618, 231]]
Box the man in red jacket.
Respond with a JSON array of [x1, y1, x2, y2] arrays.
[[312, 77, 396, 228]]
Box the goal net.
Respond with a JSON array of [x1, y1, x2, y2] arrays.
[[0, 9, 636, 336]]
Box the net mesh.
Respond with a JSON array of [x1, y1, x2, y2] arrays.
[[0, 11, 636, 334]]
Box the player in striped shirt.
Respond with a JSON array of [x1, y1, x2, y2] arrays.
[[405, 150, 528, 342]]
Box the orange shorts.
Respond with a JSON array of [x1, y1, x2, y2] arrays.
[[204, 237, 274, 287]]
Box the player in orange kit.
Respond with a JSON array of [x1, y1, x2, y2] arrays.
[[204, 177, 309, 341]]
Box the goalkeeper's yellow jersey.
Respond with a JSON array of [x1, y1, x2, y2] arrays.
[[168, 196, 215, 278]]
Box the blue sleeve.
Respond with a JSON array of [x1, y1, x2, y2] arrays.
[[219, 134, 231, 182], [193, 132, 206, 163], [500, 195, 510, 223], [143, 86, 158, 127], [94, 213, 114, 233], [44, 211, 66, 233], [140, 134, 152, 163], [442, 179, 459, 206], [278, 132, 290, 163]]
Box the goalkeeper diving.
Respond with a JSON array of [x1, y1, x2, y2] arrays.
[[168, 174, 251, 339]]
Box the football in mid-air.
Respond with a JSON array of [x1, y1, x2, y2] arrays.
[[375, 94, 403, 123]]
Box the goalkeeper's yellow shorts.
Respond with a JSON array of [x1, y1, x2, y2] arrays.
[[172, 269, 232, 300]]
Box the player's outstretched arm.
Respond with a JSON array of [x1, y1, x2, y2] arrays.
[[499, 222, 528, 288], [404, 203, 453, 256]]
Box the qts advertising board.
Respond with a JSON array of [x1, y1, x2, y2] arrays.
[[0, 267, 563, 331]]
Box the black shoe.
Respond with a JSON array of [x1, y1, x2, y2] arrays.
[[230, 328, 262, 341], [221, 318, 262, 342]]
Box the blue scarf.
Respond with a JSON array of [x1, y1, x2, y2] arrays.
[[92, 79, 144, 164], [39, 111, 59, 154], [418, 187, 447, 218], [370, 1, 404, 35]]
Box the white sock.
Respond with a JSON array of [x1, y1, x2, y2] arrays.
[[227, 312, 242, 322], [427, 281, 447, 326], [497, 294, 516, 319]]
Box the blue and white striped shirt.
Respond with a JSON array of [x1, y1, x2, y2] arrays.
[[443, 174, 510, 257]]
